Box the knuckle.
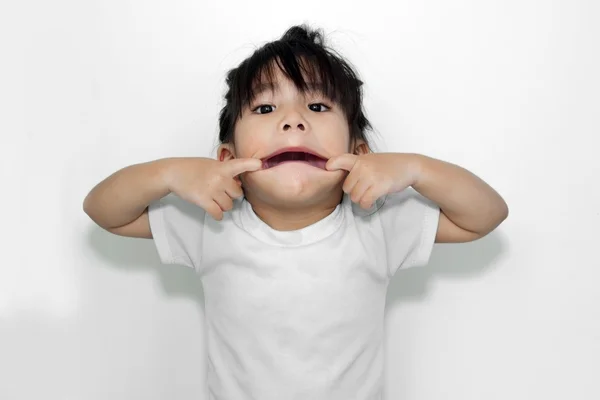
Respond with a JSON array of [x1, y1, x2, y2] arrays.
[[190, 194, 206, 208], [206, 204, 222, 219], [195, 193, 210, 206], [222, 200, 233, 210], [230, 185, 243, 198]]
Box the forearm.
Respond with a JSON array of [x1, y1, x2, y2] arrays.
[[411, 154, 508, 235], [83, 158, 174, 229]]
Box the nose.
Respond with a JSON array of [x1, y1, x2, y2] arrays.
[[283, 122, 305, 132], [281, 109, 307, 132]]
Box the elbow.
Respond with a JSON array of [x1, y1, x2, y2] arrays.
[[82, 191, 103, 227], [499, 197, 509, 223], [496, 199, 509, 225], [489, 190, 509, 227], [82, 192, 94, 218], [476, 199, 509, 239], [486, 199, 509, 235]]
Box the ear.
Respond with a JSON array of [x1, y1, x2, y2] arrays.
[[217, 143, 236, 162], [351, 139, 370, 156], [217, 143, 245, 186]]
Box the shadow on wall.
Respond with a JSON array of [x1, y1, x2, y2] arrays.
[[387, 229, 509, 307], [86, 226, 205, 307]]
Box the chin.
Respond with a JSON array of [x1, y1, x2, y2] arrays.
[[245, 167, 343, 206]]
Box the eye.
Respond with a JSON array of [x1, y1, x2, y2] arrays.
[[252, 104, 275, 114], [309, 103, 330, 112]]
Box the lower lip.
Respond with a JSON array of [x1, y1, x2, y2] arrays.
[[262, 160, 327, 170]]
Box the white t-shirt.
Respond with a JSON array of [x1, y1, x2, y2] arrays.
[[148, 188, 440, 400]]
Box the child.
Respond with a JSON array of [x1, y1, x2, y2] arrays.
[[84, 25, 508, 400]]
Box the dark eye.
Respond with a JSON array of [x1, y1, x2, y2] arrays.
[[252, 104, 275, 114], [309, 103, 330, 112]]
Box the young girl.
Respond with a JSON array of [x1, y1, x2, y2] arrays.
[[84, 25, 508, 400]]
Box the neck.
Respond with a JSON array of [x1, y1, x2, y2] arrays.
[[244, 191, 344, 231]]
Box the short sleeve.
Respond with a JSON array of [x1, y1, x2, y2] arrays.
[[378, 188, 440, 277], [147, 193, 206, 271]]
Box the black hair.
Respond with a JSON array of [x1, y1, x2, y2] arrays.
[[218, 24, 372, 148]]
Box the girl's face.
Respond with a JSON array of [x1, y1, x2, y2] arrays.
[[218, 68, 366, 209]]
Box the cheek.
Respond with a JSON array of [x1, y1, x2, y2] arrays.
[[234, 130, 267, 158], [320, 120, 351, 152], [233, 119, 259, 156]]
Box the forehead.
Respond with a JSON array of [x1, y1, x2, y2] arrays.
[[251, 80, 326, 96], [250, 60, 327, 94]]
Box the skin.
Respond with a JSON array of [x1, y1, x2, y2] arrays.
[[218, 67, 508, 241], [218, 67, 369, 231], [83, 66, 508, 243], [326, 152, 509, 243]]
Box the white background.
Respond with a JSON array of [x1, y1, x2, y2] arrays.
[[1, 0, 599, 399]]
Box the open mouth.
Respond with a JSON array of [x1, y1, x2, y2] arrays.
[[262, 151, 328, 170]]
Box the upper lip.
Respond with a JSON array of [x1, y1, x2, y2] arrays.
[[261, 146, 328, 161]]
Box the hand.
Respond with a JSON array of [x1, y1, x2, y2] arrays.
[[325, 152, 421, 209], [164, 157, 262, 220]]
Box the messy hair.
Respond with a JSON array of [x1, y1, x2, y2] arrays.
[[218, 25, 372, 147]]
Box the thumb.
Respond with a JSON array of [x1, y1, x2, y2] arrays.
[[326, 153, 358, 172], [226, 158, 263, 177]]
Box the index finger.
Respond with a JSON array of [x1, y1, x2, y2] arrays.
[[325, 153, 358, 172], [224, 158, 263, 177]]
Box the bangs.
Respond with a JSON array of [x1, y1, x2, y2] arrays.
[[242, 56, 337, 109], [219, 25, 372, 146], [230, 39, 359, 118]]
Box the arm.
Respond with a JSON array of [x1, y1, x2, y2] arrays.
[[82, 158, 175, 238], [411, 154, 509, 243]]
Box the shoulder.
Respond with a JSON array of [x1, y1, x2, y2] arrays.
[[348, 188, 440, 245], [147, 194, 207, 269], [149, 193, 206, 220], [379, 188, 439, 233], [350, 188, 440, 273], [381, 188, 438, 215], [147, 193, 207, 242], [350, 187, 438, 220]]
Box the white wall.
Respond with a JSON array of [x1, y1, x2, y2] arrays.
[[1, 0, 598, 399]]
